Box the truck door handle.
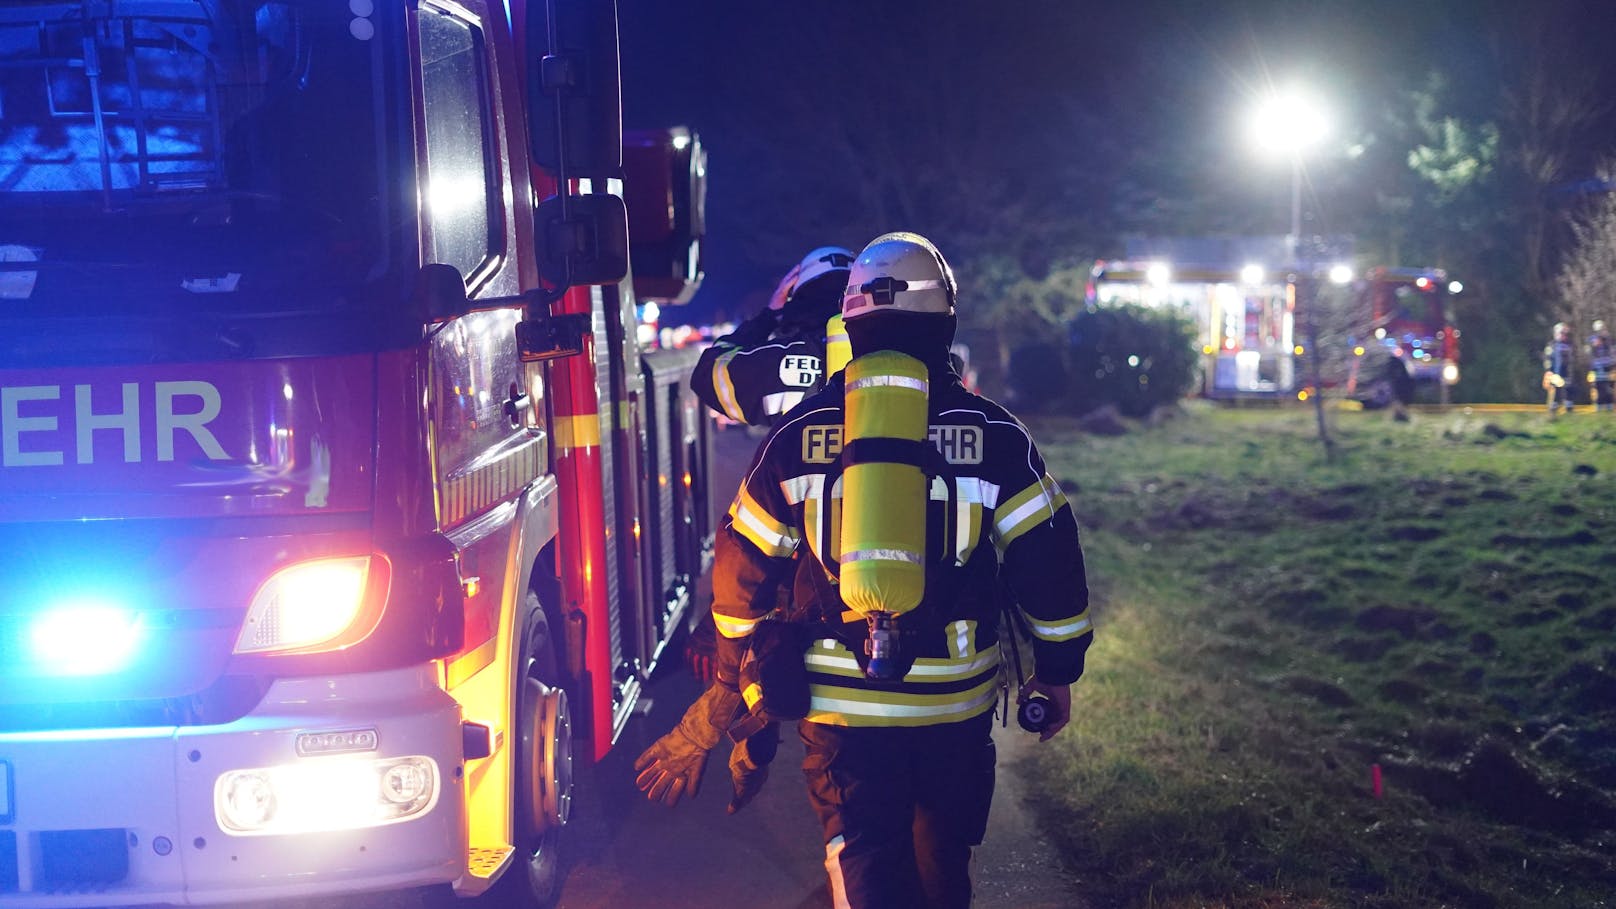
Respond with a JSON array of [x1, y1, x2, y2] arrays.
[[504, 387, 532, 425]]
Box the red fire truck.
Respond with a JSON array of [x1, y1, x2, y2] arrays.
[[1089, 261, 1460, 401], [0, 1, 711, 906]]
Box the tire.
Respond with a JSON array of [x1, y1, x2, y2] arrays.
[[494, 593, 574, 908]]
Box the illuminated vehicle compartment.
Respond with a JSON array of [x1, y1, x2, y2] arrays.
[[0, 667, 464, 907]]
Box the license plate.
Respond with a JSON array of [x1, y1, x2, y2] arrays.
[[0, 760, 9, 823]]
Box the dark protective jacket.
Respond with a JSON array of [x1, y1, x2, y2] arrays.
[[1588, 333, 1614, 382], [691, 312, 847, 426], [710, 368, 1092, 727], [1544, 338, 1575, 379]]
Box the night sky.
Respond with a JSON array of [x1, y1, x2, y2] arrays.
[[617, 1, 1616, 325]]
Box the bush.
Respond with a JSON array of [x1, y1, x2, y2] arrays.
[[1065, 305, 1198, 417], [1005, 340, 1071, 412]]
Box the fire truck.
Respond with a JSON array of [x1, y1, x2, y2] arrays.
[[0, 1, 713, 906], [1089, 260, 1460, 401]]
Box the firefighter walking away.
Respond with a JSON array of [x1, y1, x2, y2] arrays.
[[636, 232, 1093, 908]]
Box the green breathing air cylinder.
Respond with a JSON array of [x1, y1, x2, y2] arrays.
[[838, 350, 930, 679]]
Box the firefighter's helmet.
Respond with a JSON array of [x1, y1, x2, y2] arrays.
[[1554, 321, 1570, 337], [1594, 319, 1607, 333], [842, 232, 956, 321], [769, 246, 855, 312]]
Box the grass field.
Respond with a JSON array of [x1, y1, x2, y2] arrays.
[[1025, 404, 1616, 909]]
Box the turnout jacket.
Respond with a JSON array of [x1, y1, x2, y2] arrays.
[[691, 313, 849, 425], [711, 368, 1092, 727]]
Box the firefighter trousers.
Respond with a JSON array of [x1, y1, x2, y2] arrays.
[[799, 712, 996, 909]]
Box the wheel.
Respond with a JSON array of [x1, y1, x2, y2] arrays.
[[497, 594, 573, 908]]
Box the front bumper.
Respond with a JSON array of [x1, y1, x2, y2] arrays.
[[0, 666, 465, 907]]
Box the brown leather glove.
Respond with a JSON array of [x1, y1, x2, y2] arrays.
[[633, 684, 741, 807]]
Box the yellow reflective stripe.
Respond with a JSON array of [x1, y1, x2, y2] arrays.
[[728, 488, 796, 557], [806, 677, 1000, 727], [994, 475, 1068, 547], [552, 413, 601, 451], [805, 640, 1000, 682], [1025, 609, 1093, 642], [713, 612, 761, 639], [947, 620, 978, 659], [713, 349, 747, 422], [743, 682, 764, 709]]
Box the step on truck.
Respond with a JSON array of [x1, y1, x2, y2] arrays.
[[0, 0, 713, 905]]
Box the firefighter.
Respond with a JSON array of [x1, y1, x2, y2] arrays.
[[690, 245, 856, 428], [638, 232, 1093, 908], [1587, 319, 1613, 412], [682, 246, 855, 682], [1543, 321, 1576, 416]]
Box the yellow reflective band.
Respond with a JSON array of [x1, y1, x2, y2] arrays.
[[805, 640, 1001, 682], [713, 612, 761, 639], [994, 475, 1068, 547], [1026, 610, 1093, 642], [806, 677, 1000, 727], [947, 620, 977, 659], [713, 349, 747, 422], [553, 414, 601, 451], [729, 488, 797, 558], [743, 683, 764, 709]]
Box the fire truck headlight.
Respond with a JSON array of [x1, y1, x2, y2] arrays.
[[234, 556, 383, 654], [215, 756, 439, 836], [30, 605, 144, 676], [1442, 363, 1460, 385]]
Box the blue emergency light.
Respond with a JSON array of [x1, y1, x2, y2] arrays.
[[28, 603, 145, 677]]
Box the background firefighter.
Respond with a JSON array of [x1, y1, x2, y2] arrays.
[[1588, 320, 1614, 411], [682, 246, 856, 682], [639, 232, 1094, 908], [1543, 321, 1577, 415]]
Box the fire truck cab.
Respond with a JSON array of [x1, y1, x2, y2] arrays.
[[0, 1, 709, 906]]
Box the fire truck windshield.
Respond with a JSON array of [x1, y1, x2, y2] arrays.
[[0, 1, 403, 320]]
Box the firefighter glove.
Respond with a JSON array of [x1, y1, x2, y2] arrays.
[[633, 683, 742, 808], [725, 722, 780, 815]]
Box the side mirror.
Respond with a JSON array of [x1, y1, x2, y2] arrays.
[[528, 0, 622, 175], [535, 192, 629, 288], [623, 127, 706, 305]]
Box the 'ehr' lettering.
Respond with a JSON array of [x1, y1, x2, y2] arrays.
[[1, 381, 230, 467], [800, 423, 983, 465]]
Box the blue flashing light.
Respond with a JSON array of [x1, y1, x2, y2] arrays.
[[1411, 340, 1423, 348], [29, 604, 145, 677]]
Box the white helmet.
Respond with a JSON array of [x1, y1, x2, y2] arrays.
[[767, 246, 855, 311], [842, 232, 957, 321], [1594, 319, 1607, 333]]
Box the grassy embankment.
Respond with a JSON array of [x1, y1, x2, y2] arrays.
[[1026, 405, 1616, 909]]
